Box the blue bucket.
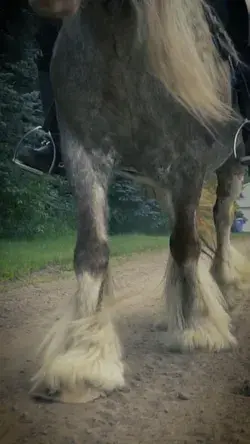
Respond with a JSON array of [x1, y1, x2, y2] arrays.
[[232, 217, 245, 233]]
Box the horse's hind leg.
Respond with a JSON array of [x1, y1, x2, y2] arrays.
[[211, 156, 249, 306], [31, 126, 124, 403], [159, 170, 236, 351]]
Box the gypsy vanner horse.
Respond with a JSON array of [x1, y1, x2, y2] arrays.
[[29, 0, 250, 403]]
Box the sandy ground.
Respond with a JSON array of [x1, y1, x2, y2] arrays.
[[1, 242, 250, 444]]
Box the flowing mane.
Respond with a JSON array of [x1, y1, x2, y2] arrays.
[[131, 0, 238, 125]]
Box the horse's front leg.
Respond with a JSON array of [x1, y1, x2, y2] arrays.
[[31, 127, 124, 403], [159, 171, 236, 351], [211, 156, 249, 306]]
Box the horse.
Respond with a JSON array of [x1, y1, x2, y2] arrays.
[[30, 0, 250, 404]]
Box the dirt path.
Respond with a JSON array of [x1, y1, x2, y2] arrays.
[[1, 247, 250, 444]]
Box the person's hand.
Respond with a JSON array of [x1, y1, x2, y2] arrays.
[[28, 0, 81, 18]]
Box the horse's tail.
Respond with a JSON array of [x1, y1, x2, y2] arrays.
[[133, 0, 239, 127]]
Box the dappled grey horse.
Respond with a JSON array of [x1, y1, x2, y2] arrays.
[[31, 0, 250, 403]]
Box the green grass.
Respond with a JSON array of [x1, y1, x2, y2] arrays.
[[0, 233, 169, 281], [231, 232, 250, 237]]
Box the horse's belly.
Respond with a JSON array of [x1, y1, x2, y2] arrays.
[[51, 13, 236, 182]]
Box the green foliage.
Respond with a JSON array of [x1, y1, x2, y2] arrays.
[[108, 178, 168, 235], [0, 161, 76, 238], [0, 54, 76, 239]]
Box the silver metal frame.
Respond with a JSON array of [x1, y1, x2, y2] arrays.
[[233, 118, 250, 159], [12, 126, 57, 175]]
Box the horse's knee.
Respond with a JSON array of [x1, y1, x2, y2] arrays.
[[74, 238, 109, 277]]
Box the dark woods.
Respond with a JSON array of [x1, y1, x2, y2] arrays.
[[0, 1, 168, 239]]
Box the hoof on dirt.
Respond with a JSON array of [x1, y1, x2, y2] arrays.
[[156, 323, 237, 352], [30, 384, 104, 404]]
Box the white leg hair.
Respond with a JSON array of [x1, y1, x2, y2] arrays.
[[156, 173, 236, 351], [31, 174, 125, 403], [31, 269, 125, 403], [211, 167, 250, 306], [160, 252, 236, 351]]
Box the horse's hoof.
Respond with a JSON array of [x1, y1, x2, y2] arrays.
[[30, 384, 105, 404], [31, 388, 61, 403]]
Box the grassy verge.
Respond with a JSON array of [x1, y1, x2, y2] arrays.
[[231, 232, 250, 237], [0, 233, 169, 281]]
